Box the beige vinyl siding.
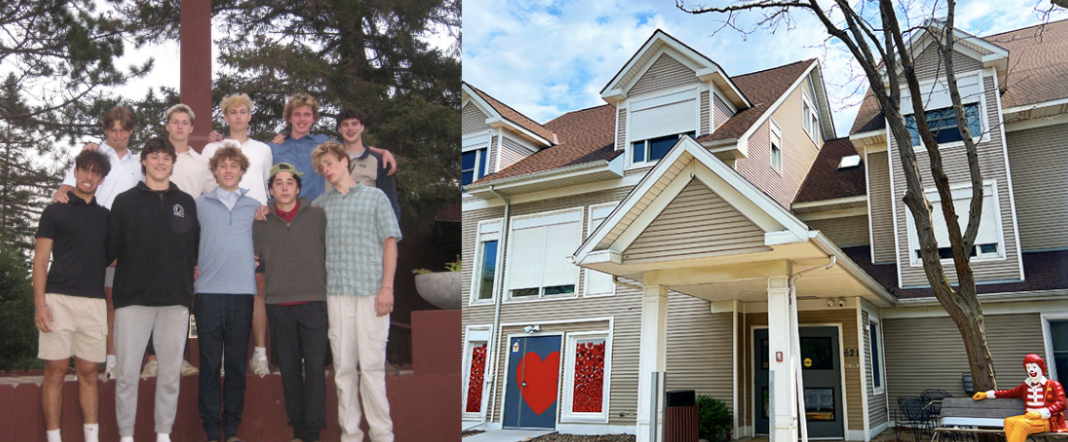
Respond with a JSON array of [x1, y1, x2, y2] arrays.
[[701, 91, 711, 135], [745, 309, 864, 431], [713, 92, 733, 131], [629, 53, 699, 97], [464, 103, 491, 134], [863, 311, 888, 428], [487, 136, 499, 173], [624, 179, 767, 264], [665, 299, 734, 412], [890, 75, 1023, 286], [736, 78, 823, 208], [617, 108, 627, 151], [499, 136, 531, 171], [807, 215, 871, 247], [912, 44, 984, 81], [1007, 123, 1068, 251], [867, 151, 896, 263], [882, 313, 1044, 401]]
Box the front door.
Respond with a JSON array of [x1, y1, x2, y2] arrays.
[[503, 335, 562, 429], [755, 326, 845, 439]]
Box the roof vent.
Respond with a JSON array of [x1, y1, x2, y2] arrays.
[[838, 155, 862, 170]]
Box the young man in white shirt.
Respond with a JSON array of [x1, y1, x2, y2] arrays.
[[51, 106, 142, 380], [165, 104, 216, 198], [203, 93, 274, 376]]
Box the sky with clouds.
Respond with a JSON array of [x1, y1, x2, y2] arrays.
[[463, 0, 1066, 137]]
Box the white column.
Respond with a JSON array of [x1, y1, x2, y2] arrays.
[[767, 276, 797, 442], [636, 284, 669, 442]]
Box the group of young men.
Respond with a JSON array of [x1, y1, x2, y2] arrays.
[[33, 93, 403, 442]]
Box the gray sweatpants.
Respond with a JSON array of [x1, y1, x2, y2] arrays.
[[114, 305, 189, 437]]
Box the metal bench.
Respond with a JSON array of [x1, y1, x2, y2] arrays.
[[932, 397, 1068, 442]]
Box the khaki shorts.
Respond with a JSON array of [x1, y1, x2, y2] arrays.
[[38, 293, 108, 363]]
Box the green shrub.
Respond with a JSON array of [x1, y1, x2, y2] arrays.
[[696, 395, 732, 442], [0, 246, 38, 371]]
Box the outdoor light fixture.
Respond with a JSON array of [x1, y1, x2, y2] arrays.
[[523, 325, 541, 334]]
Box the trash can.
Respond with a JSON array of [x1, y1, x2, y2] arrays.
[[665, 390, 698, 442]]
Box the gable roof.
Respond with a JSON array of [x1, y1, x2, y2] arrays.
[[463, 82, 557, 143], [793, 137, 867, 204], [850, 19, 1068, 134], [469, 104, 619, 185], [697, 59, 816, 143]]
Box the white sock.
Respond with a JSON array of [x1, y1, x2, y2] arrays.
[[253, 347, 266, 360], [120, 437, 133, 442], [156, 433, 171, 442], [83, 424, 99, 442], [46, 429, 61, 442]]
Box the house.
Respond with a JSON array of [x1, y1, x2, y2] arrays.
[[461, 20, 1068, 442]]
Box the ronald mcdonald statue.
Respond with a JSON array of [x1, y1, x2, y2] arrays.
[[973, 353, 1067, 442]]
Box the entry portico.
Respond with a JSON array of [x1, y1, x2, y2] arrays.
[[573, 136, 896, 442]]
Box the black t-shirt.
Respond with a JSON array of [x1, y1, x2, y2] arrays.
[[35, 193, 110, 298]]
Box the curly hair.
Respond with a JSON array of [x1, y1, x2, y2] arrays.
[[283, 92, 320, 126], [220, 93, 254, 115], [335, 107, 368, 130], [74, 150, 112, 177], [310, 141, 348, 175], [208, 142, 250, 172]]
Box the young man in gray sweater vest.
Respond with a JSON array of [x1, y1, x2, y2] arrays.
[[253, 163, 329, 442], [194, 143, 261, 442]]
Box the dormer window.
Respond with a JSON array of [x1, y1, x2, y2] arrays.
[[462, 133, 492, 187], [904, 104, 981, 147], [899, 71, 987, 149], [628, 88, 698, 167]]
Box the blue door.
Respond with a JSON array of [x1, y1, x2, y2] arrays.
[[502, 335, 562, 429]]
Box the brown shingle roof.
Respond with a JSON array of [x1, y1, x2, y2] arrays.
[[466, 83, 556, 142], [793, 138, 866, 204], [470, 104, 619, 184], [698, 59, 816, 143], [850, 19, 1068, 134]]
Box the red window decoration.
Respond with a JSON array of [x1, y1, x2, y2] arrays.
[[466, 343, 487, 413], [572, 339, 606, 413]]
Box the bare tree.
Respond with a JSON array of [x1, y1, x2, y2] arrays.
[[677, 0, 1060, 391]]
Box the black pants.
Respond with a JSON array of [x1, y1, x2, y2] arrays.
[[267, 301, 329, 442], [194, 293, 254, 440]]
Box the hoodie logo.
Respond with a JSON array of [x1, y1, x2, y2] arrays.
[[173, 204, 185, 218]]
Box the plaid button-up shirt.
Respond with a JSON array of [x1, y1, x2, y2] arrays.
[[313, 183, 402, 297]]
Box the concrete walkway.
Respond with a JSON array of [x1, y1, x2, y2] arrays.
[[464, 429, 555, 442]]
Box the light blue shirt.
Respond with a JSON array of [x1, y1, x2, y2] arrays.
[[269, 133, 331, 201]]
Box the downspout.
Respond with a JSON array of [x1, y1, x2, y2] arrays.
[[483, 184, 510, 427], [788, 256, 837, 442]]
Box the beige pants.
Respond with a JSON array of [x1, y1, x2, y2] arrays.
[[38, 293, 107, 363], [327, 295, 392, 442], [1004, 414, 1051, 442]]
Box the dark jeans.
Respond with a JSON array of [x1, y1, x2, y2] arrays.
[[267, 302, 329, 442], [194, 293, 254, 440]]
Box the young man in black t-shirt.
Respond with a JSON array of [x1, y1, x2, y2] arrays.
[[34, 150, 112, 442]]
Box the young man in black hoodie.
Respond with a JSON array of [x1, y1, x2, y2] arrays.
[[253, 163, 329, 442], [106, 138, 199, 442]]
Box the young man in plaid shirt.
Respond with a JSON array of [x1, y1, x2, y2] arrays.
[[311, 141, 401, 442]]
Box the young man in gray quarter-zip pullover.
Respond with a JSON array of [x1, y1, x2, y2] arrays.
[[194, 143, 260, 442]]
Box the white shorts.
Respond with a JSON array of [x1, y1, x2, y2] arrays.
[[38, 293, 108, 363]]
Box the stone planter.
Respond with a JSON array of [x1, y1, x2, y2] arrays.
[[414, 271, 462, 310]]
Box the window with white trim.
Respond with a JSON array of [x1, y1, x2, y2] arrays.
[[802, 94, 819, 143], [901, 72, 986, 149], [463, 328, 491, 417], [869, 319, 885, 395], [561, 332, 611, 422], [628, 88, 698, 167], [906, 182, 1004, 265], [461, 148, 489, 186], [770, 120, 783, 173], [1046, 318, 1068, 381], [584, 203, 617, 297], [505, 209, 582, 299], [470, 220, 501, 304]]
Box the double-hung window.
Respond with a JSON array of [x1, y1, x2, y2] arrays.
[[462, 132, 492, 187], [470, 220, 501, 304], [802, 94, 819, 143], [584, 203, 617, 296], [561, 331, 611, 422], [869, 319, 885, 395], [901, 72, 986, 149], [906, 181, 1004, 265], [505, 209, 582, 299], [770, 120, 783, 173], [905, 105, 982, 146], [628, 88, 698, 167]]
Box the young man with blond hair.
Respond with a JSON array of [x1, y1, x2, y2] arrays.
[[312, 141, 401, 442], [35, 150, 112, 442], [52, 106, 142, 380], [195, 144, 261, 442]]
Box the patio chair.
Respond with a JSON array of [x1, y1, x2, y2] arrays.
[[921, 389, 953, 417], [897, 396, 932, 441]]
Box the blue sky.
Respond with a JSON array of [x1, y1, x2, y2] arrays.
[[463, 0, 1066, 136]]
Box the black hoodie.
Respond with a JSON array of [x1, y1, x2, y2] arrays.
[[107, 181, 199, 308]]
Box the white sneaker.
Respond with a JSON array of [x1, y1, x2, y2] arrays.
[[250, 354, 269, 377], [180, 359, 199, 376], [140, 360, 158, 379]]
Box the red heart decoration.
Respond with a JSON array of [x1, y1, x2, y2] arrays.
[[516, 351, 561, 415]]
